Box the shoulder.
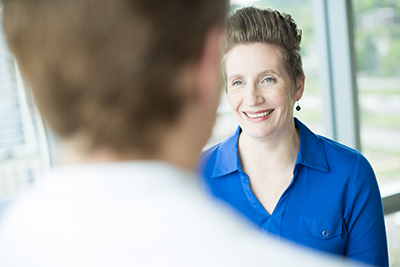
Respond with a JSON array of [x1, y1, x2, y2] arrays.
[[296, 118, 374, 181], [197, 129, 239, 178], [295, 119, 371, 175], [199, 142, 222, 168], [316, 135, 377, 192], [200, 142, 222, 163], [318, 135, 371, 171], [197, 142, 224, 182]]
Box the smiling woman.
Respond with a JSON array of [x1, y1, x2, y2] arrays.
[[224, 42, 304, 214], [198, 6, 389, 267], [225, 43, 304, 141]]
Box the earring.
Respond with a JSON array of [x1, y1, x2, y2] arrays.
[[295, 101, 301, 111]]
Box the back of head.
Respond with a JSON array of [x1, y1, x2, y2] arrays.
[[1, 0, 227, 154], [223, 6, 303, 87]]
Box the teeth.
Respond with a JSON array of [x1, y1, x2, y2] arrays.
[[246, 110, 273, 118]]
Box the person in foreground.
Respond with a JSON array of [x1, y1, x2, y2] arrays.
[[198, 6, 388, 267], [0, 1, 371, 266]]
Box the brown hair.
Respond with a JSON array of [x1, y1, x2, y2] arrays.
[[1, 0, 228, 154], [222, 6, 303, 89]]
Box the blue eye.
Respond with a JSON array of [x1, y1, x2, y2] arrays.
[[263, 77, 275, 83], [232, 80, 243, 86]]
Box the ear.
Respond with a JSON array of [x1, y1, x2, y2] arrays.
[[194, 25, 224, 106], [294, 74, 305, 101]]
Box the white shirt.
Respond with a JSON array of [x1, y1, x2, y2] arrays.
[[0, 161, 367, 266]]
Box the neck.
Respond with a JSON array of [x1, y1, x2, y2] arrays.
[[58, 141, 199, 172], [238, 119, 300, 172], [58, 121, 205, 173], [58, 143, 153, 166]]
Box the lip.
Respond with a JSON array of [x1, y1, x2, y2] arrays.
[[242, 109, 274, 122]]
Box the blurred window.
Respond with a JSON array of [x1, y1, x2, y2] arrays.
[[0, 11, 49, 198], [352, 0, 400, 186], [352, 0, 400, 264]]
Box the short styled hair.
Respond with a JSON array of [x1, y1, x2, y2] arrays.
[[1, 0, 228, 153], [223, 6, 303, 89]]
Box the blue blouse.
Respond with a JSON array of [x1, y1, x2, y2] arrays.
[[198, 118, 388, 267]]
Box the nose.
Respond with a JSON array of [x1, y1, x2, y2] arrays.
[[245, 86, 264, 106]]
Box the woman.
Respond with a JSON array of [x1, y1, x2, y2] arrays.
[[198, 6, 388, 267]]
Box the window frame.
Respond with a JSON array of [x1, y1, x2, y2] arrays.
[[312, 0, 400, 214]]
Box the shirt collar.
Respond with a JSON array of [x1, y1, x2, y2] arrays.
[[294, 118, 329, 172], [211, 118, 328, 178]]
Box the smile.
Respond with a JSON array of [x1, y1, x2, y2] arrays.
[[244, 109, 274, 118]]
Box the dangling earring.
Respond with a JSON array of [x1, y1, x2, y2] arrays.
[[295, 101, 301, 111]]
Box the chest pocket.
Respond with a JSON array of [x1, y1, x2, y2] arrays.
[[304, 217, 346, 254]]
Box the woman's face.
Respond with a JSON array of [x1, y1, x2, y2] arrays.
[[225, 42, 304, 140]]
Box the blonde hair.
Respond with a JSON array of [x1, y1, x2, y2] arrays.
[[223, 6, 303, 88]]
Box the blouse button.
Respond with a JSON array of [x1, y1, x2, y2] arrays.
[[322, 230, 329, 237]]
